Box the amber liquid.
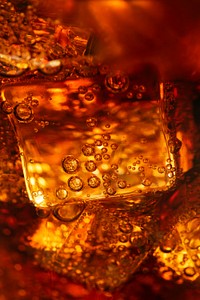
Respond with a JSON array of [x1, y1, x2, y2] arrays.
[[0, 73, 185, 292], [0, 0, 200, 298]]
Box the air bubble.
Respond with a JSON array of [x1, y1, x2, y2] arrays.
[[106, 186, 116, 195], [184, 267, 196, 277], [102, 174, 111, 181], [103, 134, 110, 140], [101, 147, 107, 154], [88, 175, 101, 188], [130, 232, 146, 247], [62, 155, 79, 173], [68, 176, 83, 191], [56, 187, 68, 200], [118, 245, 127, 252], [82, 144, 95, 156], [140, 138, 147, 144], [138, 166, 144, 172], [105, 71, 129, 93], [86, 117, 97, 128], [111, 164, 118, 170], [84, 92, 94, 101], [14, 103, 33, 122], [166, 164, 172, 170], [94, 153, 102, 161], [118, 180, 127, 189], [1, 101, 13, 114], [53, 201, 85, 222], [78, 86, 88, 94], [85, 160, 97, 172], [160, 239, 176, 253], [103, 154, 110, 160], [36, 208, 51, 218], [111, 143, 118, 150], [168, 138, 182, 154], [119, 235, 128, 243], [95, 140, 102, 146], [158, 167, 165, 173], [31, 99, 39, 107], [139, 85, 146, 92], [167, 171, 174, 178], [92, 84, 101, 92], [126, 92, 133, 99], [119, 223, 133, 234], [143, 158, 149, 163], [142, 178, 152, 186], [136, 93, 143, 100]]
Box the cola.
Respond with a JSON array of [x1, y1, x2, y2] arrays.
[[0, 1, 200, 299]]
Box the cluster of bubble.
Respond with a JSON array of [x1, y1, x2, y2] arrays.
[[55, 91, 181, 200], [102, 67, 147, 101], [0, 99, 27, 205], [153, 169, 200, 283], [58, 117, 145, 200], [61, 150, 108, 195], [0, 0, 90, 77], [155, 215, 200, 282], [32, 198, 157, 291], [1, 99, 34, 123]]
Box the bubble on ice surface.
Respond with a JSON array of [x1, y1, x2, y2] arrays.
[[14, 103, 33, 122], [184, 267, 196, 277], [94, 153, 102, 161], [105, 71, 129, 93], [56, 187, 68, 200], [1, 101, 13, 114], [86, 117, 97, 128], [62, 155, 79, 174], [53, 201, 85, 222], [142, 178, 152, 186], [106, 186, 116, 195], [102, 134, 110, 140], [101, 147, 107, 154], [119, 222, 133, 234], [36, 207, 51, 218], [84, 92, 94, 101], [95, 140, 102, 146], [118, 180, 127, 189], [82, 144, 95, 156], [31, 99, 39, 107], [85, 160, 97, 172], [88, 175, 101, 188], [78, 86, 88, 94], [103, 154, 110, 160], [111, 143, 118, 150], [168, 137, 182, 154], [136, 93, 143, 100], [68, 176, 83, 191], [158, 166, 165, 173]]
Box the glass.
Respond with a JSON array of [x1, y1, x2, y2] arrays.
[[0, 1, 200, 299]]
